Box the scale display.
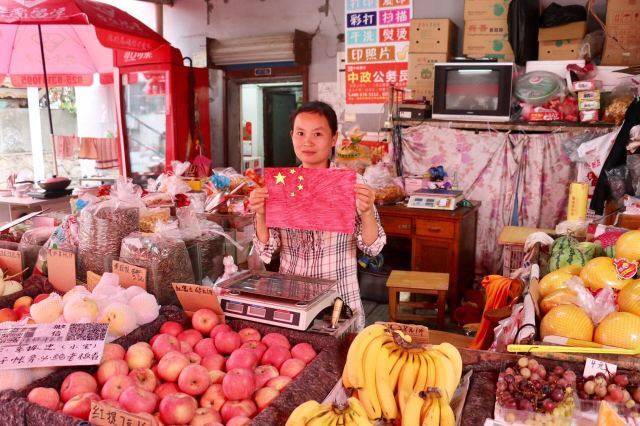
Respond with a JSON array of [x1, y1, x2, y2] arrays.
[[407, 189, 464, 211]]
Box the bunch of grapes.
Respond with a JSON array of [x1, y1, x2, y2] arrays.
[[496, 357, 576, 418], [577, 372, 640, 413]]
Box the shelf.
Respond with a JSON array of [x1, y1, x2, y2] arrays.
[[392, 118, 617, 132]]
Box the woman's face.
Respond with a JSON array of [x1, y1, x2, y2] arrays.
[[291, 112, 337, 169]]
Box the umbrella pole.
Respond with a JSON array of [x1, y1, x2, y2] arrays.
[[37, 24, 58, 177]]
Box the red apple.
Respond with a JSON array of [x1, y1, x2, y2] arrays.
[[157, 350, 190, 382], [200, 384, 225, 411], [266, 376, 292, 391], [159, 392, 197, 425], [291, 343, 317, 364], [280, 358, 305, 379], [33, 293, 50, 304], [62, 392, 100, 420], [254, 365, 279, 389], [27, 387, 59, 410], [125, 342, 154, 370], [180, 340, 193, 354], [220, 400, 257, 423], [194, 338, 218, 358], [209, 323, 233, 339], [160, 320, 184, 337], [102, 343, 126, 362], [14, 305, 30, 319], [0, 308, 18, 323], [187, 352, 202, 364], [101, 375, 136, 401], [241, 341, 267, 360], [129, 368, 158, 392], [178, 364, 211, 396], [97, 359, 129, 385], [261, 345, 291, 369], [152, 333, 181, 359], [208, 370, 225, 384], [214, 331, 241, 355], [119, 386, 158, 414], [255, 386, 279, 411], [201, 353, 226, 372], [149, 334, 159, 347], [222, 368, 255, 401], [226, 416, 251, 426], [155, 382, 179, 400], [261, 332, 290, 349], [13, 295, 32, 310], [178, 329, 204, 348], [60, 371, 98, 402], [190, 407, 222, 426], [238, 328, 261, 343], [226, 348, 258, 371], [191, 308, 221, 335]]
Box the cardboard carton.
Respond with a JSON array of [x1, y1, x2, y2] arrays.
[[464, 20, 509, 36], [606, 0, 640, 26], [538, 21, 587, 42], [538, 39, 582, 60], [464, 0, 511, 21], [406, 84, 435, 101], [407, 52, 450, 87], [409, 19, 456, 53], [463, 33, 514, 60], [602, 25, 640, 65]]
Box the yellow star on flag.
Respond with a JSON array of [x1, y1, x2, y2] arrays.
[[297, 184, 303, 191], [274, 172, 286, 184], [289, 169, 296, 174], [298, 175, 304, 181]]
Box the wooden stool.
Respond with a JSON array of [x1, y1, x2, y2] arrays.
[[386, 270, 449, 329]]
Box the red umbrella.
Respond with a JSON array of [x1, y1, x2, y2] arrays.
[[0, 0, 169, 176]]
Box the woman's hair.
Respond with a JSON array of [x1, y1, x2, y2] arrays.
[[290, 101, 338, 135]]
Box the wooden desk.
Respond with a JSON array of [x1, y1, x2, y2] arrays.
[[377, 203, 479, 317], [0, 195, 71, 222]]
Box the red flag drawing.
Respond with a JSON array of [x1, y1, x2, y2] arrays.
[[265, 167, 356, 234]]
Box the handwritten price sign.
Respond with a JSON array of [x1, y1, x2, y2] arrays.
[[90, 401, 153, 426], [47, 249, 76, 292], [172, 283, 224, 320], [0, 248, 23, 281], [112, 260, 147, 289]]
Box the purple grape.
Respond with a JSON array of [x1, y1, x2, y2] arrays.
[[543, 399, 556, 412], [518, 399, 534, 411], [551, 388, 564, 402]]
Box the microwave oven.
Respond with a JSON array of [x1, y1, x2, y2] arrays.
[[432, 62, 514, 122]]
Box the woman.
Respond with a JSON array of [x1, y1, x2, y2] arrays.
[[249, 101, 386, 329]]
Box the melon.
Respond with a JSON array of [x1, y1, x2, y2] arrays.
[[539, 270, 574, 298], [614, 230, 640, 262], [540, 305, 593, 341], [580, 257, 639, 291], [549, 245, 586, 271], [617, 281, 640, 316], [551, 235, 578, 256], [540, 288, 578, 314], [556, 264, 582, 275], [576, 241, 596, 262], [594, 311, 640, 349]]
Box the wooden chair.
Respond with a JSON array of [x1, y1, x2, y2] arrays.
[[386, 270, 449, 329]]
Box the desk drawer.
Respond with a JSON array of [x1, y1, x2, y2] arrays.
[[415, 219, 455, 239], [381, 215, 412, 236]]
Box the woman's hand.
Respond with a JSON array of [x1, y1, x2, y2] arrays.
[[355, 183, 375, 216], [249, 187, 268, 216]]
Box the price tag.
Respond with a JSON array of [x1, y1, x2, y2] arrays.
[[89, 401, 153, 426], [0, 323, 108, 369], [583, 357, 618, 379], [86, 271, 101, 291], [172, 283, 224, 320], [380, 322, 430, 345], [47, 249, 76, 292], [112, 260, 147, 289], [0, 248, 23, 281]]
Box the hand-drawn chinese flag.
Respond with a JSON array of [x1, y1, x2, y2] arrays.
[[265, 167, 356, 234]]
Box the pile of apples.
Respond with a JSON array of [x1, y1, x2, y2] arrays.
[[26, 308, 318, 426], [0, 294, 48, 323]]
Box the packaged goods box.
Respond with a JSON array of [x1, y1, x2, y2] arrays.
[[538, 39, 582, 60], [464, 0, 511, 21], [463, 33, 514, 60], [409, 19, 456, 53]]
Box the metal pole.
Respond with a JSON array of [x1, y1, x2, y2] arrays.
[[37, 24, 58, 177]]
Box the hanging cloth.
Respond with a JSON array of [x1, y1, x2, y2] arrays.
[[469, 275, 517, 350], [82, 137, 119, 169], [53, 135, 79, 160], [79, 137, 98, 159]]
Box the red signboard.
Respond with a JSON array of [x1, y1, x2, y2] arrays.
[[11, 74, 93, 88], [345, 62, 408, 104]]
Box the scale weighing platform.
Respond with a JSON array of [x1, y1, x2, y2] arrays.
[[407, 188, 464, 211], [217, 271, 339, 331]]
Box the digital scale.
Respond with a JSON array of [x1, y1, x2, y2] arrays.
[[217, 271, 339, 331], [407, 188, 464, 211]]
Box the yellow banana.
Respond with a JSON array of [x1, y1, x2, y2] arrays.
[[424, 349, 436, 388], [342, 360, 353, 389], [375, 345, 398, 420], [435, 343, 462, 387], [345, 324, 387, 388], [428, 350, 456, 402], [402, 392, 425, 426], [397, 353, 418, 414], [389, 349, 408, 389], [438, 397, 455, 426], [359, 334, 391, 420], [346, 410, 373, 426], [286, 400, 323, 426], [384, 342, 402, 370], [347, 397, 368, 420], [422, 395, 441, 426], [414, 351, 428, 392], [307, 408, 339, 426]]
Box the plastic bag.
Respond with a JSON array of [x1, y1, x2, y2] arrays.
[[35, 215, 79, 275], [603, 83, 637, 125], [508, 0, 540, 65], [627, 154, 640, 196], [363, 163, 405, 205], [539, 2, 586, 27], [580, 31, 605, 62], [605, 165, 631, 200], [335, 126, 372, 174], [566, 277, 616, 325], [490, 303, 525, 352], [19, 227, 55, 277]]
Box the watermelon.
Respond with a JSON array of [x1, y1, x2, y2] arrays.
[[550, 245, 587, 271], [551, 235, 579, 256], [576, 242, 596, 262]]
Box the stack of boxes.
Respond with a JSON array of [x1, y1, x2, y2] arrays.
[[602, 0, 640, 65], [406, 19, 456, 101], [574, 80, 602, 123], [463, 0, 514, 61], [538, 21, 586, 60]]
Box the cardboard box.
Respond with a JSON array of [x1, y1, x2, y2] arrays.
[[407, 52, 449, 87], [463, 33, 514, 60], [538, 21, 587, 42], [464, 0, 511, 21], [406, 84, 434, 101], [606, 0, 640, 26], [410, 19, 456, 53], [538, 39, 582, 60], [464, 20, 509, 36], [602, 25, 640, 65]]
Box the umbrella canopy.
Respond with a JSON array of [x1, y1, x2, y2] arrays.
[[0, 0, 168, 86]]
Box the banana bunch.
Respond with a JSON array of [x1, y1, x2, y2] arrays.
[[286, 397, 373, 426], [342, 324, 462, 423]]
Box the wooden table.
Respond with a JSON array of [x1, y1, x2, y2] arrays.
[[0, 195, 71, 222], [377, 203, 479, 318]]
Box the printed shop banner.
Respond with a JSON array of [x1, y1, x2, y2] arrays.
[[345, 0, 412, 111]]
